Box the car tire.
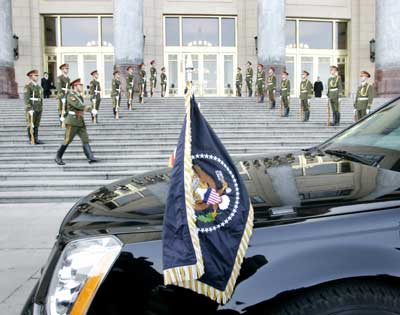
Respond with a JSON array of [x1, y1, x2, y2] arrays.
[[268, 279, 400, 315]]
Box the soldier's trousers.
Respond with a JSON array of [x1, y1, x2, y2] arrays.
[[112, 96, 121, 108], [64, 125, 90, 145], [268, 89, 275, 102], [58, 99, 67, 117], [25, 111, 42, 128], [161, 83, 167, 97], [356, 108, 367, 121], [257, 86, 264, 96], [139, 83, 145, 102], [329, 97, 340, 113], [281, 96, 290, 108], [150, 79, 157, 94], [301, 99, 310, 112], [246, 80, 253, 96], [236, 84, 242, 97]]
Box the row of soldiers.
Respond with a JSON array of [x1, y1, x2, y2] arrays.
[[235, 62, 374, 124]]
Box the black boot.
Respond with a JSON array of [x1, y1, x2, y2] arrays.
[[33, 127, 44, 144], [284, 107, 290, 117], [113, 108, 116, 118], [249, 91, 252, 97], [83, 144, 98, 164], [271, 100, 276, 109], [55, 144, 68, 165], [303, 111, 310, 122], [260, 95, 264, 103], [336, 112, 341, 125], [331, 112, 337, 126]]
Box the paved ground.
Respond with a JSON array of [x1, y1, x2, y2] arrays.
[[0, 203, 72, 315]]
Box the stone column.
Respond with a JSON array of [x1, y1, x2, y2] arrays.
[[113, 0, 144, 93], [257, 0, 286, 92], [0, 0, 18, 98], [375, 0, 400, 98]]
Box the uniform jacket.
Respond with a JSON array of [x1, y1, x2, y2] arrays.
[[300, 79, 313, 100], [24, 82, 43, 112], [281, 79, 291, 97], [111, 79, 121, 98], [127, 74, 134, 92], [246, 67, 253, 83], [64, 91, 91, 127], [140, 70, 146, 85], [327, 75, 343, 99], [56, 75, 70, 100], [236, 72, 243, 85], [256, 69, 266, 89], [266, 74, 276, 91], [150, 67, 157, 81], [89, 79, 101, 101], [160, 73, 167, 85], [354, 83, 374, 110]]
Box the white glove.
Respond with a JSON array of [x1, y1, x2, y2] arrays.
[[353, 109, 357, 114], [366, 108, 370, 114], [91, 109, 98, 116], [29, 110, 34, 116], [60, 116, 65, 122], [61, 98, 66, 105]]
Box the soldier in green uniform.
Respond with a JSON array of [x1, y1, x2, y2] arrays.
[[245, 61, 253, 97], [327, 65, 344, 126], [126, 65, 134, 110], [139, 63, 146, 104], [150, 60, 157, 97], [56, 63, 70, 127], [160, 67, 167, 97], [354, 70, 374, 121], [236, 67, 243, 97], [299, 70, 313, 122], [111, 70, 121, 119], [281, 71, 291, 117], [24, 70, 44, 145], [89, 70, 101, 123], [256, 64, 266, 103], [55, 78, 98, 165], [266, 67, 277, 109]]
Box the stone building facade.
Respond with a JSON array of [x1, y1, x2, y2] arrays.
[[0, 0, 396, 98]]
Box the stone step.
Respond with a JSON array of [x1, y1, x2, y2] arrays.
[[0, 191, 92, 204], [0, 180, 114, 192]]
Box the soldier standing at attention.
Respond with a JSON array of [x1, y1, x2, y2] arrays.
[[236, 67, 243, 97], [245, 61, 253, 97], [280, 71, 291, 117], [299, 70, 313, 122], [126, 66, 134, 110], [327, 65, 343, 126], [111, 70, 121, 119], [56, 63, 70, 127], [267, 67, 277, 109], [89, 70, 101, 123], [160, 67, 167, 97], [24, 70, 44, 145], [150, 60, 157, 97], [139, 63, 146, 104], [256, 64, 266, 103], [354, 71, 374, 121], [55, 79, 98, 165]]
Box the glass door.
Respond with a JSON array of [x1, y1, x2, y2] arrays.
[[184, 54, 200, 95], [103, 55, 114, 96], [223, 55, 234, 96], [83, 55, 97, 93], [202, 54, 217, 96], [62, 55, 79, 80]]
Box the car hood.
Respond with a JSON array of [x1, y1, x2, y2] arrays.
[[59, 149, 400, 242]]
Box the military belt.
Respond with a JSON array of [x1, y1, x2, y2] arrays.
[[257, 78, 264, 81], [358, 97, 369, 100], [267, 83, 274, 85], [301, 90, 308, 93], [330, 88, 338, 91], [281, 88, 288, 90]]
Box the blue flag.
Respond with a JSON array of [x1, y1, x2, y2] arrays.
[[162, 95, 254, 304]]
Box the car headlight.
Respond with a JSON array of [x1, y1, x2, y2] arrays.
[[46, 236, 122, 315]]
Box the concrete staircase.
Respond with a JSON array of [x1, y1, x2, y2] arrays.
[[0, 96, 388, 203]]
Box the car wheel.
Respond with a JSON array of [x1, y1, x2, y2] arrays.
[[268, 279, 400, 315]]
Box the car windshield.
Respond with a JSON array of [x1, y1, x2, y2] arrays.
[[323, 98, 400, 154]]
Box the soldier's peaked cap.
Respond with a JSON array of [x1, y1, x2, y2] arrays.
[[59, 63, 69, 70], [127, 65, 133, 71], [161, 67, 165, 71], [113, 70, 120, 75], [237, 66, 241, 70], [258, 63, 264, 68], [150, 60, 155, 65], [91, 70, 98, 76], [330, 65, 339, 71], [303, 70, 310, 76], [269, 67, 275, 72], [70, 78, 83, 87], [247, 61, 252, 65], [282, 71, 289, 75], [26, 69, 39, 77], [361, 70, 371, 78]]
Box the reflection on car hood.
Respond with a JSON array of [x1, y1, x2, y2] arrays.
[[59, 150, 400, 242]]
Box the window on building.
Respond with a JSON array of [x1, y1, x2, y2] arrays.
[[165, 17, 180, 46], [286, 20, 296, 48], [168, 54, 178, 93], [336, 22, 348, 50], [83, 55, 97, 86], [224, 55, 234, 95], [301, 56, 314, 80], [44, 17, 58, 46], [221, 18, 235, 47], [63, 55, 78, 79], [182, 17, 219, 47], [299, 21, 333, 49], [61, 17, 98, 46], [318, 57, 331, 86], [101, 17, 113, 47]]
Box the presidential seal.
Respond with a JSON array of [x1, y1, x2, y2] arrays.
[[191, 153, 240, 233]]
